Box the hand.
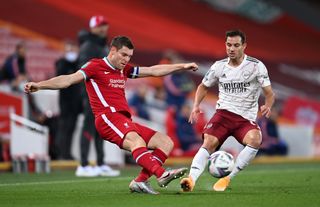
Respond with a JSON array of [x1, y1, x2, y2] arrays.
[[189, 105, 201, 124], [183, 62, 198, 71], [24, 82, 39, 94], [260, 105, 271, 118]]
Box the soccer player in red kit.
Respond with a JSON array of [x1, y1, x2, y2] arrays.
[[25, 36, 198, 194]]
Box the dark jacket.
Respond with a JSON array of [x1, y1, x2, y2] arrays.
[[55, 58, 82, 114], [0, 53, 25, 82], [77, 29, 109, 110], [77, 29, 108, 66]]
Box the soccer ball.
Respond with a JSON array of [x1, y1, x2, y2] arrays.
[[208, 151, 234, 178]]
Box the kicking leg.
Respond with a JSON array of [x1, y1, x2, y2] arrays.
[[213, 129, 261, 191], [181, 134, 219, 192], [135, 132, 172, 182]]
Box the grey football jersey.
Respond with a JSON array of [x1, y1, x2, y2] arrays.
[[202, 55, 271, 121]]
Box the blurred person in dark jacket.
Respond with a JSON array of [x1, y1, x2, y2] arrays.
[[128, 85, 150, 120], [257, 109, 288, 156], [176, 104, 202, 152], [55, 41, 82, 160], [0, 41, 27, 92], [76, 15, 120, 177], [161, 50, 195, 112]]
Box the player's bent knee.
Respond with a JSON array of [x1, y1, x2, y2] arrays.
[[243, 135, 261, 148], [164, 137, 174, 151], [203, 134, 219, 153], [148, 133, 173, 154], [155, 136, 173, 155], [123, 132, 146, 151]]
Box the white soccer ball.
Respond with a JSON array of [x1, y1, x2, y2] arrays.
[[208, 151, 234, 178]]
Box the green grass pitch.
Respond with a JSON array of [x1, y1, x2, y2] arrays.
[[0, 163, 320, 207]]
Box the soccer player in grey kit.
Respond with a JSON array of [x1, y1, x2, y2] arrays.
[[181, 29, 275, 192]]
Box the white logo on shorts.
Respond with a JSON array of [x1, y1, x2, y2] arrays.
[[205, 123, 213, 129]]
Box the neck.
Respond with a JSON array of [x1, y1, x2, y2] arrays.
[[105, 56, 118, 70], [229, 55, 245, 67]]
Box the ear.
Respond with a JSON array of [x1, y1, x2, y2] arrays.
[[110, 46, 117, 52], [242, 43, 247, 49]]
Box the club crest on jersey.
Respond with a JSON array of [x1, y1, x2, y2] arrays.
[[242, 70, 251, 79], [124, 122, 129, 128]]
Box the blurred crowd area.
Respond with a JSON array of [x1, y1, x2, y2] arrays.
[[1, 0, 320, 163]]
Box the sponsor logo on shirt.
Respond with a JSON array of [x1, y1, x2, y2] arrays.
[[221, 82, 250, 93], [109, 79, 125, 88]]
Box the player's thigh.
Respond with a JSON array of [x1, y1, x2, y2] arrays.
[[95, 113, 141, 149], [202, 133, 220, 154], [233, 120, 261, 148], [122, 131, 147, 151], [203, 114, 230, 152], [147, 131, 173, 155]]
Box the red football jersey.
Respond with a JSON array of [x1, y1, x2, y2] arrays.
[[79, 57, 139, 117]]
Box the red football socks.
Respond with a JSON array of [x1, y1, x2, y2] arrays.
[[135, 148, 168, 182], [132, 147, 166, 179]]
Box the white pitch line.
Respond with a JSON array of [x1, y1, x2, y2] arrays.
[[0, 177, 132, 187]]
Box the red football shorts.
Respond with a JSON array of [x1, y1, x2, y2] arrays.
[[203, 109, 260, 145], [95, 112, 156, 149]]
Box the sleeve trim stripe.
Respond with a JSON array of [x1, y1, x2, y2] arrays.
[[79, 70, 87, 80]]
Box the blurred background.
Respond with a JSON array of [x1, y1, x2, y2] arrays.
[[0, 0, 319, 172]]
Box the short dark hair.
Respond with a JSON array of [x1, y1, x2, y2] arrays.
[[225, 29, 246, 44], [110, 36, 134, 50]]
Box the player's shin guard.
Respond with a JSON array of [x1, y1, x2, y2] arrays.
[[132, 147, 165, 178], [135, 149, 168, 182], [189, 147, 210, 183], [228, 145, 258, 179]]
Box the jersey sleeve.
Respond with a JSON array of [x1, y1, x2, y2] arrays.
[[202, 63, 218, 87], [79, 61, 95, 81], [124, 64, 140, 79], [257, 62, 271, 87]]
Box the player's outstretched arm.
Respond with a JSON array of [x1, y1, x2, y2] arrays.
[[24, 71, 84, 94], [138, 62, 198, 77], [260, 85, 275, 118], [189, 83, 209, 124]]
